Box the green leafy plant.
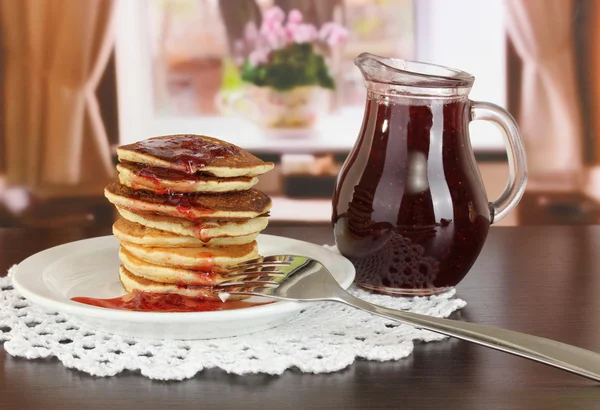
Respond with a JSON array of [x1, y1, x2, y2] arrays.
[[241, 43, 334, 91], [234, 7, 347, 91]]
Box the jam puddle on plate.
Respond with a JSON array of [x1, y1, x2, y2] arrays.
[[72, 290, 270, 312]]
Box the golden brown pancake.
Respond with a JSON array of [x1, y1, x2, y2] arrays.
[[115, 208, 268, 241], [112, 218, 259, 247], [117, 162, 258, 194], [105, 182, 272, 219], [119, 247, 231, 285], [118, 265, 244, 301], [120, 240, 258, 270], [116, 135, 274, 177]]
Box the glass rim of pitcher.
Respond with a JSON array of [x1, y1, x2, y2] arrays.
[[354, 53, 475, 91]]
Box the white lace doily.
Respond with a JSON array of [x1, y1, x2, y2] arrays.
[[1, 266, 466, 380]]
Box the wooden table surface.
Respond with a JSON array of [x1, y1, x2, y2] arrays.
[[2, 224, 600, 409]]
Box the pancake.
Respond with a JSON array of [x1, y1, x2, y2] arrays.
[[120, 240, 259, 270], [105, 182, 272, 220], [118, 266, 244, 301], [117, 162, 258, 194], [116, 207, 268, 240], [120, 247, 235, 285], [116, 134, 274, 177], [112, 218, 259, 247]]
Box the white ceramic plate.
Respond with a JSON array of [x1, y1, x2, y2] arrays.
[[11, 234, 354, 340]]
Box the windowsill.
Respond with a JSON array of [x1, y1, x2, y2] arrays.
[[125, 107, 506, 155], [270, 196, 332, 222]]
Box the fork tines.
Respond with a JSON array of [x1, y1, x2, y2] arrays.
[[225, 256, 293, 275], [216, 280, 280, 289], [221, 270, 287, 278]]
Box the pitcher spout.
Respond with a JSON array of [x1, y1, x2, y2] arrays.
[[354, 53, 474, 97]]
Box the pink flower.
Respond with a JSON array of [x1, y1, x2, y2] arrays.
[[318, 22, 336, 41], [263, 6, 285, 26], [284, 10, 310, 44], [284, 21, 299, 43], [249, 47, 269, 66], [260, 22, 285, 49], [326, 27, 348, 46], [292, 24, 318, 44], [260, 9, 288, 49], [283, 9, 317, 45], [239, 6, 345, 67], [288, 9, 303, 24], [319, 22, 348, 46]]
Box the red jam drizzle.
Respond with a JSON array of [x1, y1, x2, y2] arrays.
[[72, 290, 268, 312], [137, 166, 199, 182], [134, 167, 172, 195], [128, 166, 199, 195], [162, 193, 211, 218], [194, 253, 215, 270], [130, 179, 171, 195], [173, 254, 216, 274], [130, 135, 240, 173], [173, 269, 220, 286], [121, 186, 214, 218]]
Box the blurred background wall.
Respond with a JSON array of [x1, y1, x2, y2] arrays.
[[0, 0, 598, 228]]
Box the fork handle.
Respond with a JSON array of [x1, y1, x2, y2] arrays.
[[335, 293, 600, 382]]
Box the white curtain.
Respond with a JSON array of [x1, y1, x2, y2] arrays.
[[0, 0, 116, 190], [505, 0, 583, 188]]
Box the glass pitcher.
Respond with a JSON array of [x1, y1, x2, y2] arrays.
[[332, 53, 527, 296]]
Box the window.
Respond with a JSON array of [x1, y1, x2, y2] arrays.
[[115, 0, 505, 152]]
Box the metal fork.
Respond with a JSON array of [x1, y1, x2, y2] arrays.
[[219, 255, 600, 382]]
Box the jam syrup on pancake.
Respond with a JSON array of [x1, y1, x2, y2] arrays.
[[130, 176, 171, 195], [195, 253, 215, 270], [126, 164, 252, 195], [130, 135, 240, 174], [127, 189, 214, 218], [72, 290, 269, 312], [137, 166, 198, 182], [173, 267, 221, 285], [107, 183, 271, 219], [170, 253, 215, 272]]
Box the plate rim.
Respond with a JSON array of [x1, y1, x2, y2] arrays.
[[11, 234, 355, 324]]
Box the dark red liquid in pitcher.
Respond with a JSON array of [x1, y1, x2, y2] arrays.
[[332, 96, 491, 295]]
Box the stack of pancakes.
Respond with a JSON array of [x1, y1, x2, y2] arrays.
[[104, 134, 273, 301]]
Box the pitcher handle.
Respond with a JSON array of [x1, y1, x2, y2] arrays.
[[470, 101, 528, 223]]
